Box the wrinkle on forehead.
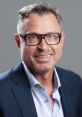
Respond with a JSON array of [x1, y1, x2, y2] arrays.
[[21, 13, 61, 34]]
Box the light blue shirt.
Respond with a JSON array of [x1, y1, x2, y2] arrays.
[[22, 61, 64, 117]]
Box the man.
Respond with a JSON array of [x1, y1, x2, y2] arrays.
[[0, 2, 82, 117]]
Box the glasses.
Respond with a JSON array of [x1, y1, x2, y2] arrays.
[[20, 32, 62, 46]]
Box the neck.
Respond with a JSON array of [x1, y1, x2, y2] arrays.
[[34, 70, 55, 108], [35, 71, 55, 108], [34, 70, 54, 95]]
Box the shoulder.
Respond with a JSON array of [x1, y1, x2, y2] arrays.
[[0, 62, 25, 87], [0, 68, 13, 80], [56, 66, 82, 86], [0, 62, 22, 83], [56, 66, 81, 78], [0, 68, 14, 87], [56, 67, 82, 103]]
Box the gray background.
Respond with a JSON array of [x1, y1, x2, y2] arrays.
[[0, 0, 82, 77]]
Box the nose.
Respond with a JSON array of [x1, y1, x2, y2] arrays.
[[37, 38, 49, 50]]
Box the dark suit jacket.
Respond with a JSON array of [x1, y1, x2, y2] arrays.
[[0, 62, 82, 117]]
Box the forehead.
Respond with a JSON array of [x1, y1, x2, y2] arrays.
[[22, 13, 61, 33]]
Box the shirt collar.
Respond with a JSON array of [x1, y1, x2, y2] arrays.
[[22, 61, 61, 90]]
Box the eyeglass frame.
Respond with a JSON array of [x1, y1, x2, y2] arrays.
[[19, 32, 62, 46]]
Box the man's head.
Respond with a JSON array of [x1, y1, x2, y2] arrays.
[[17, 2, 63, 34], [15, 2, 65, 75]]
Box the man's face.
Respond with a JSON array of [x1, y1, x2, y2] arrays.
[[15, 13, 65, 75]]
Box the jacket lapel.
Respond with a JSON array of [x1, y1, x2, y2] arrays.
[[57, 68, 75, 117], [59, 85, 73, 117], [11, 63, 37, 117], [11, 63, 75, 117]]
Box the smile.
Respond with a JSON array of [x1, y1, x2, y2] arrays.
[[35, 54, 53, 63], [36, 55, 51, 58]]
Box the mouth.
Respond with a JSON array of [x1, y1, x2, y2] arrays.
[[36, 54, 51, 58], [35, 54, 53, 63]]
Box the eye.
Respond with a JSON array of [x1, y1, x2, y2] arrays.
[[45, 34, 53, 39], [46, 33, 59, 40], [53, 34, 59, 39], [27, 34, 36, 39]]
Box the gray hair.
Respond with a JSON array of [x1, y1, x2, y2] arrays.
[[17, 2, 63, 34]]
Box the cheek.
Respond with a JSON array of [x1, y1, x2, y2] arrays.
[[52, 44, 63, 53], [21, 46, 35, 62], [56, 46, 63, 59], [23, 47, 32, 59], [51, 45, 63, 60], [20, 45, 28, 60]]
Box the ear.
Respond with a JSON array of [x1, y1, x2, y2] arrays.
[[14, 33, 20, 48], [60, 31, 65, 47]]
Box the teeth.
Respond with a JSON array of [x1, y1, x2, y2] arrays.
[[37, 55, 50, 58]]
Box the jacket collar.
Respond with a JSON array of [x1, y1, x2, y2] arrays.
[[11, 62, 38, 117], [56, 67, 75, 117], [11, 62, 75, 117]]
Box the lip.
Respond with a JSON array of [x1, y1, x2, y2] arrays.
[[36, 54, 51, 58], [35, 54, 53, 63]]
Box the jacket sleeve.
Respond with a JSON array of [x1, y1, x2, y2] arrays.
[[78, 78, 82, 117]]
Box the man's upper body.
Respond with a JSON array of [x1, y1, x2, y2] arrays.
[[0, 62, 82, 117], [0, 2, 82, 117]]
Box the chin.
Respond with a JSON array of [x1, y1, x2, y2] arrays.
[[35, 64, 54, 73]]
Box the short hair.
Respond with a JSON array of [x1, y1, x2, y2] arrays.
[[17, 2, 63, 34]]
